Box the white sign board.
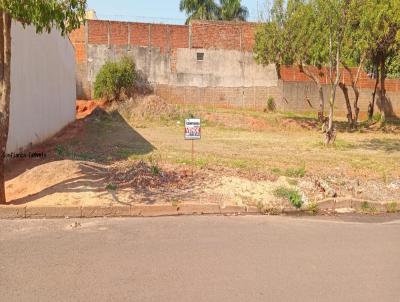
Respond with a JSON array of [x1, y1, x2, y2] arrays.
[[185, 119, 201, 140]]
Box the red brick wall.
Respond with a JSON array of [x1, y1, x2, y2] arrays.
[[79, 20, 255, 52], [88, 20, 109, 45], [69, 25, 86, 63]]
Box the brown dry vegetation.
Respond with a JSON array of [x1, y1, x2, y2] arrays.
[[4, 95, 400, 208]]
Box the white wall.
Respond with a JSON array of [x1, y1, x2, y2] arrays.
[[6, 21, 76, 153]]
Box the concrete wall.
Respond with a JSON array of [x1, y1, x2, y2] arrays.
[[86, 45, 277, 88], [7, 21, 76, 153], [280, 81, 400, 118], [71, 20, 278, 106]]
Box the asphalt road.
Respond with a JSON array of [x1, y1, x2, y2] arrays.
[[1, 215, 399, 302]]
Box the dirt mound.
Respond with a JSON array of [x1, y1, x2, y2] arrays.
[[107, 160, 186, 189], [76, 100, 107, 119], [116, 95, 182, 122]]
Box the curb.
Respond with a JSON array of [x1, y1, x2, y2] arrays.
[[0, 199, 397, 219], [317, 198, 391, 212], [0, 204, 260, 219]]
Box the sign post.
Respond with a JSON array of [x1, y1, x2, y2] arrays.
[[184, 118, 201, 175]]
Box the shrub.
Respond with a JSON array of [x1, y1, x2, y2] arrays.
[[265, 96, 276, 112], [274, 186, 303, 209], [94, 56, 136, 101]]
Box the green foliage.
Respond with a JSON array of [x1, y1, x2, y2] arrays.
[[265, 96, 276, 112], [274, 186, 303, 209], [386, 202, 398, 213], [219, 0, 248, 21], [106, 183, 117, 191], [307, 202, 319, 215], [179, 0, 248, 23], [179, 0, 219, 23], [285, 165, 306, 178], [94, 57, 136, 101], [2, 0, 86, 36]]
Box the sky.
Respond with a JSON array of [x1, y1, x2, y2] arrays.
[[86, 0, 269, 24]]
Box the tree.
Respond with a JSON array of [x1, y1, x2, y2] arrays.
[[360, 0, 400, 121], [255, 0, 355, 143], [219, 0, 249, 21], [255, 0, 329, 122], [0, 0, 86, 205], [179, 0, 219, 24]]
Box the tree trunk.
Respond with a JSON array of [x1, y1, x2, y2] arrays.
[[317, 83, 325, 122], [353, 86, 360, 125], [379, 55, 386, 123], [0, 12, 11, 205], [299, 64, 325, 122], [368, 61, 379, 120], [339, 82, 354, 127]]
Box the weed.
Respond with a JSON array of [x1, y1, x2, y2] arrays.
[[361, 201, 370, 212], [106, 183, 117, 191], [265, 96, 276, 112], [274, 186, 303, 209], [307, 202, 319, 215], [360, 201, 377, 213], [150, 164, 161, 176], [55, 145, 66, 157], [285, 164, 306, 178], [386, 202, 398, 213]]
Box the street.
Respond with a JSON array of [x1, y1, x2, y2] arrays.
[[0, 215, 399, 302]]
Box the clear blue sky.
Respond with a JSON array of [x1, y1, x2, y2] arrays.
[[86, 0, 269, 24]]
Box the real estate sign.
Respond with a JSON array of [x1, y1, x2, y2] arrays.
[[185, 119, 201, 140]]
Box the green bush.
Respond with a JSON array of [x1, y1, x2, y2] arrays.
[[274, 186, 303, 209], [94, 56, 136, 101], [265, 96, 276, 112]]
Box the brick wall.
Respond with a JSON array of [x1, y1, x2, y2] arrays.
[[75, 19, 255, 52]]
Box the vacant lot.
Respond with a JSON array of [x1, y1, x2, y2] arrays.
[[5, 96, 400, 209]]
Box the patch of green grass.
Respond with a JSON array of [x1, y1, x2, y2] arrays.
[[274, 186, 303, 209], [55, 144, 67, 157], [386, 202, 398, 213], [55, 145, 96, 161], [229, 159, 249, 169], [106, 183, 117, 191], [270, 165, 306, 178], [333, 139, 355, 150], [360, 201, 377, 214], [284, 165, 306, 178], [150, 164, 161, 175], [361, 201, 370, 211]]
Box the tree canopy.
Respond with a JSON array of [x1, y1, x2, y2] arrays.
[[179, 0, 249, 23], [1, 0, 86, 36]]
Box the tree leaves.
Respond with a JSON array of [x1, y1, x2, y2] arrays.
[[1, 0, 86, 36]]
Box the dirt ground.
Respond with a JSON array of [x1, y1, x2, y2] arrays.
[[4, 96, 400, 210]]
